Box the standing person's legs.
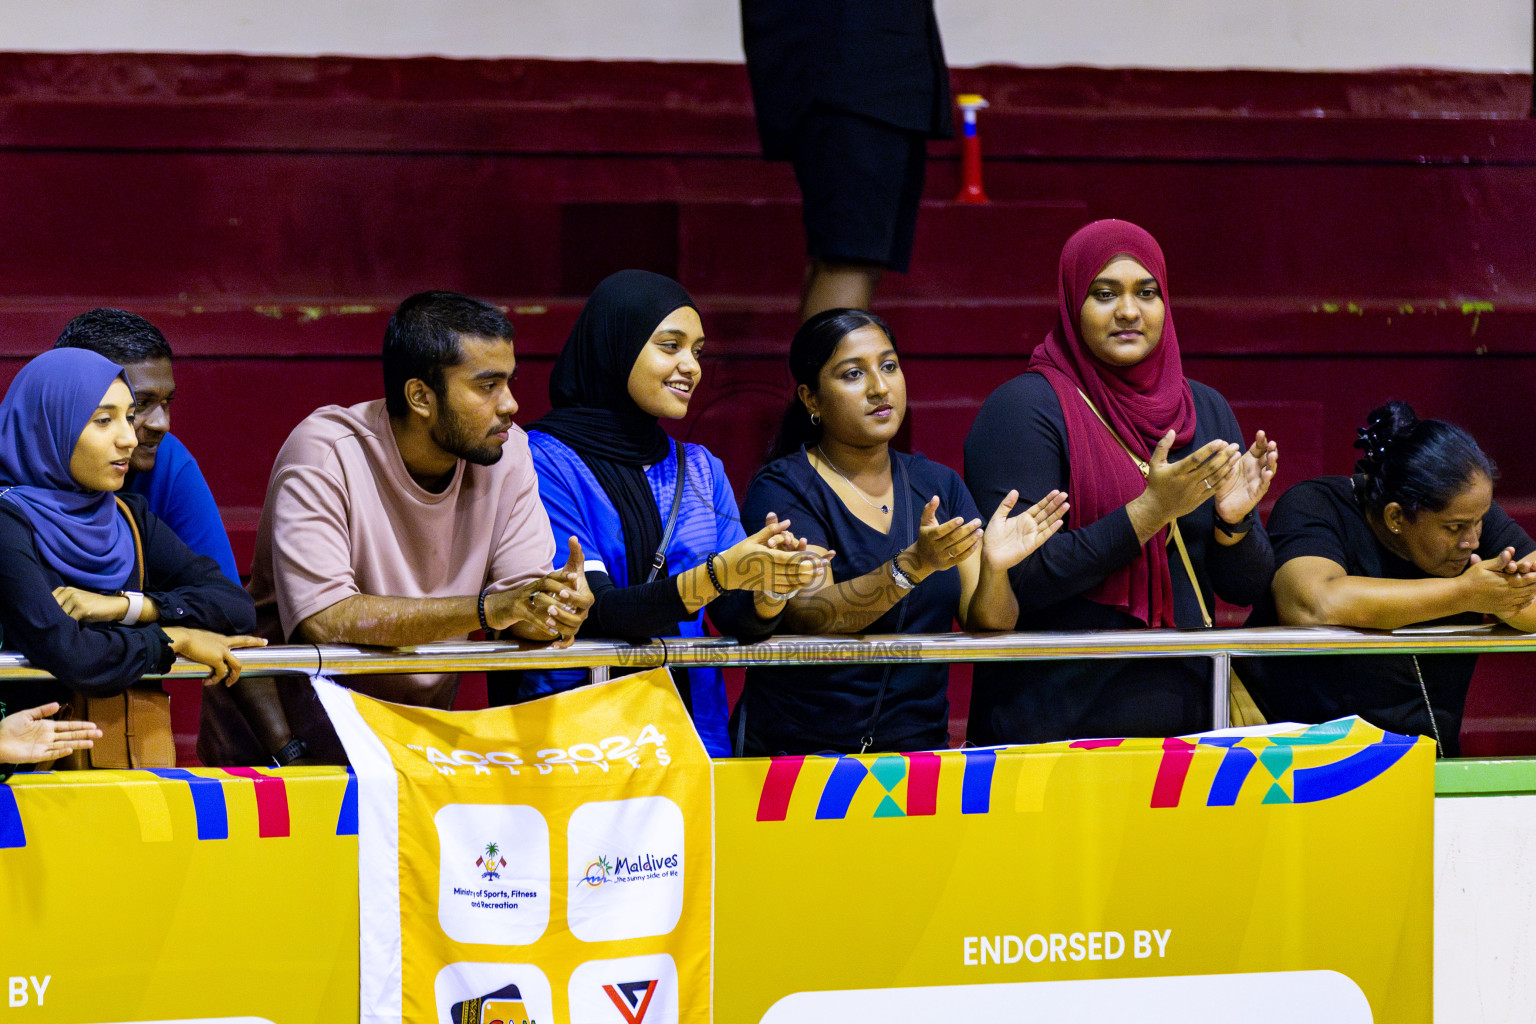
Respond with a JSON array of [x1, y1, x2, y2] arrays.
[[800, 260, 883, 321], [791, 108, 929, 321]]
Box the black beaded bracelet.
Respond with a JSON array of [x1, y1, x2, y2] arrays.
[[477, 587, 491, 634], [704, 552, 724, 594]]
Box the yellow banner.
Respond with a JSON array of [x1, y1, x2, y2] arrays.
[[317, 666, 713, 1024], [0, 714, 1431, 1024], [0, 765, 358, 1023], [714, 719, 1433, 1023]]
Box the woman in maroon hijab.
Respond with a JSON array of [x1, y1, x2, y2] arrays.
[[963, 219, 1278, 744]]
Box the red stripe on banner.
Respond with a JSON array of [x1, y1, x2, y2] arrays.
[[1071, 738, 1125, 750], [223, 768, 292, 837], [756, 756, 806, 822], [902, 752, 941, 816], [1150, 737, 1197, 809]]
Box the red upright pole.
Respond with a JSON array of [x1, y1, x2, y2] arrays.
[[955, 93, 990, 204]]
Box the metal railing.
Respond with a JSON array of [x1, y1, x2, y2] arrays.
[[2, 625, 1532, 732]]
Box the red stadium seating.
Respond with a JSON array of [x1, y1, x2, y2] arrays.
[[0, 54, 1532, 757]]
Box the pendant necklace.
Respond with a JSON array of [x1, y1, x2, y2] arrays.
[[816, 445, 891, 515]]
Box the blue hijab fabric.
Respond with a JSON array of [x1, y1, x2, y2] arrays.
[[0, 349, 136, 590]]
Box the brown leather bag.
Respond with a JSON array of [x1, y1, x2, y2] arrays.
[[62, 498, 175, 770]]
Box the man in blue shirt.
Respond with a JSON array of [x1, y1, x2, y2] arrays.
[[54, 309, 242, 583]]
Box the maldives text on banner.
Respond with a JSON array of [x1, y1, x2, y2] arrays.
[[714, 718, 1433, 1024], [316, 666, 713, 1024]]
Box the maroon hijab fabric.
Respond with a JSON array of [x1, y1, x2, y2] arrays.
[[1026, 219, 1197, 627]]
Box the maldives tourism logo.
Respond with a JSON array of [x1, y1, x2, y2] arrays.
[[582, 855, 614, 889], [477, 841, 508, 880], [603, 980, 659, 1023], [580, 851, 679, 889]]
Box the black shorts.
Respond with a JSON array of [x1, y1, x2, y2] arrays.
[[788, 106, 928, 273]]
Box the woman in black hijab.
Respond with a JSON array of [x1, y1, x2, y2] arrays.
[[504, 270, 824, 755]]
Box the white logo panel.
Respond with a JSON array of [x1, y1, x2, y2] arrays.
[[566, 796, 685, 942], [433, 961, 553, 1024], [436, 803, 550, 945], [568, 953, 679, 1024]]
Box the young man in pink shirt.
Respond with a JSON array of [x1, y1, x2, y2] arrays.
[[200, 292, 592, 766]]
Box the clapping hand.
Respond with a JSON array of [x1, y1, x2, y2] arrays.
[[1141, 431, 1241, 523], [758, 512, 832, 600], [1213, 430, 1278, 526], [982, 490, 1068, 572], [900, 497, 983, 582]]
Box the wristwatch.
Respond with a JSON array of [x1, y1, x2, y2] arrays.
[[273, 737, 309, 767], [118, 590, 145, 625], [889, 558, 917, 591], [1215, 511, 1256, 538]]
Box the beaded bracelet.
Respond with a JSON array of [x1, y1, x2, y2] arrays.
[[704, 552, 724, 594], [477, 587, 491, 634]]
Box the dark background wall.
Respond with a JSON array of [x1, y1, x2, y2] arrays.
[[2, 54, 1533, 756]]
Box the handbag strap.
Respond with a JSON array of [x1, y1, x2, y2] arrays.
[[860, 457, 913, 753], [1073, 388, 1213, 628], [114, 496, 146, 591], [645, 443, 687, 584]]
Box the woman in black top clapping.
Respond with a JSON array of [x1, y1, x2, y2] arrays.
[[736, 308, 1067, 755]]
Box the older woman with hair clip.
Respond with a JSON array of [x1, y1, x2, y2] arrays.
[[964, 219, 1278, 745], [1243, 401, 1536, 756], [499, 270, 825, 756], [0, 349, 263, 766], [734, 308, 1068, 756]]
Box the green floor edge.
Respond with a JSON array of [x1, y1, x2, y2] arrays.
[[1436, 757, 1536, 797]]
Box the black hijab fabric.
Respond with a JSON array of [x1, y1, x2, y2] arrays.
[[530, 269, 698, 586]]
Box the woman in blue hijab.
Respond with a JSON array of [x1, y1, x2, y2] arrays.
[[0, 349, 262, 707]]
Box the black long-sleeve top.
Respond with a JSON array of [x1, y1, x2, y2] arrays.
[[0, 492, 257, 702], [963, 372, 1275, 745], [582, 572, 775, 645]]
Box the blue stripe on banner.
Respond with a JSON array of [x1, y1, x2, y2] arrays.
[[1206, 745, 1258, 807], [0, 784, 24, 848], [961, 749, 996, 814], [148, 768, 229, 840], [337, 767, 359, 836], [815, 757, 869, 820], [1292, 732, 1417, 805]]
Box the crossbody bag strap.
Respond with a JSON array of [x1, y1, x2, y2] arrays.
[[860, 457, 912, 754], [1166, 519, 1213, 627], [646, 443, 688, 584], [114, 496, 146, 591], [1073, 388, 1213, 628]]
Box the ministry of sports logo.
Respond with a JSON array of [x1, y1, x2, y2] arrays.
[[476, 841, 508, 880], [603, 980, 658, 1023]]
